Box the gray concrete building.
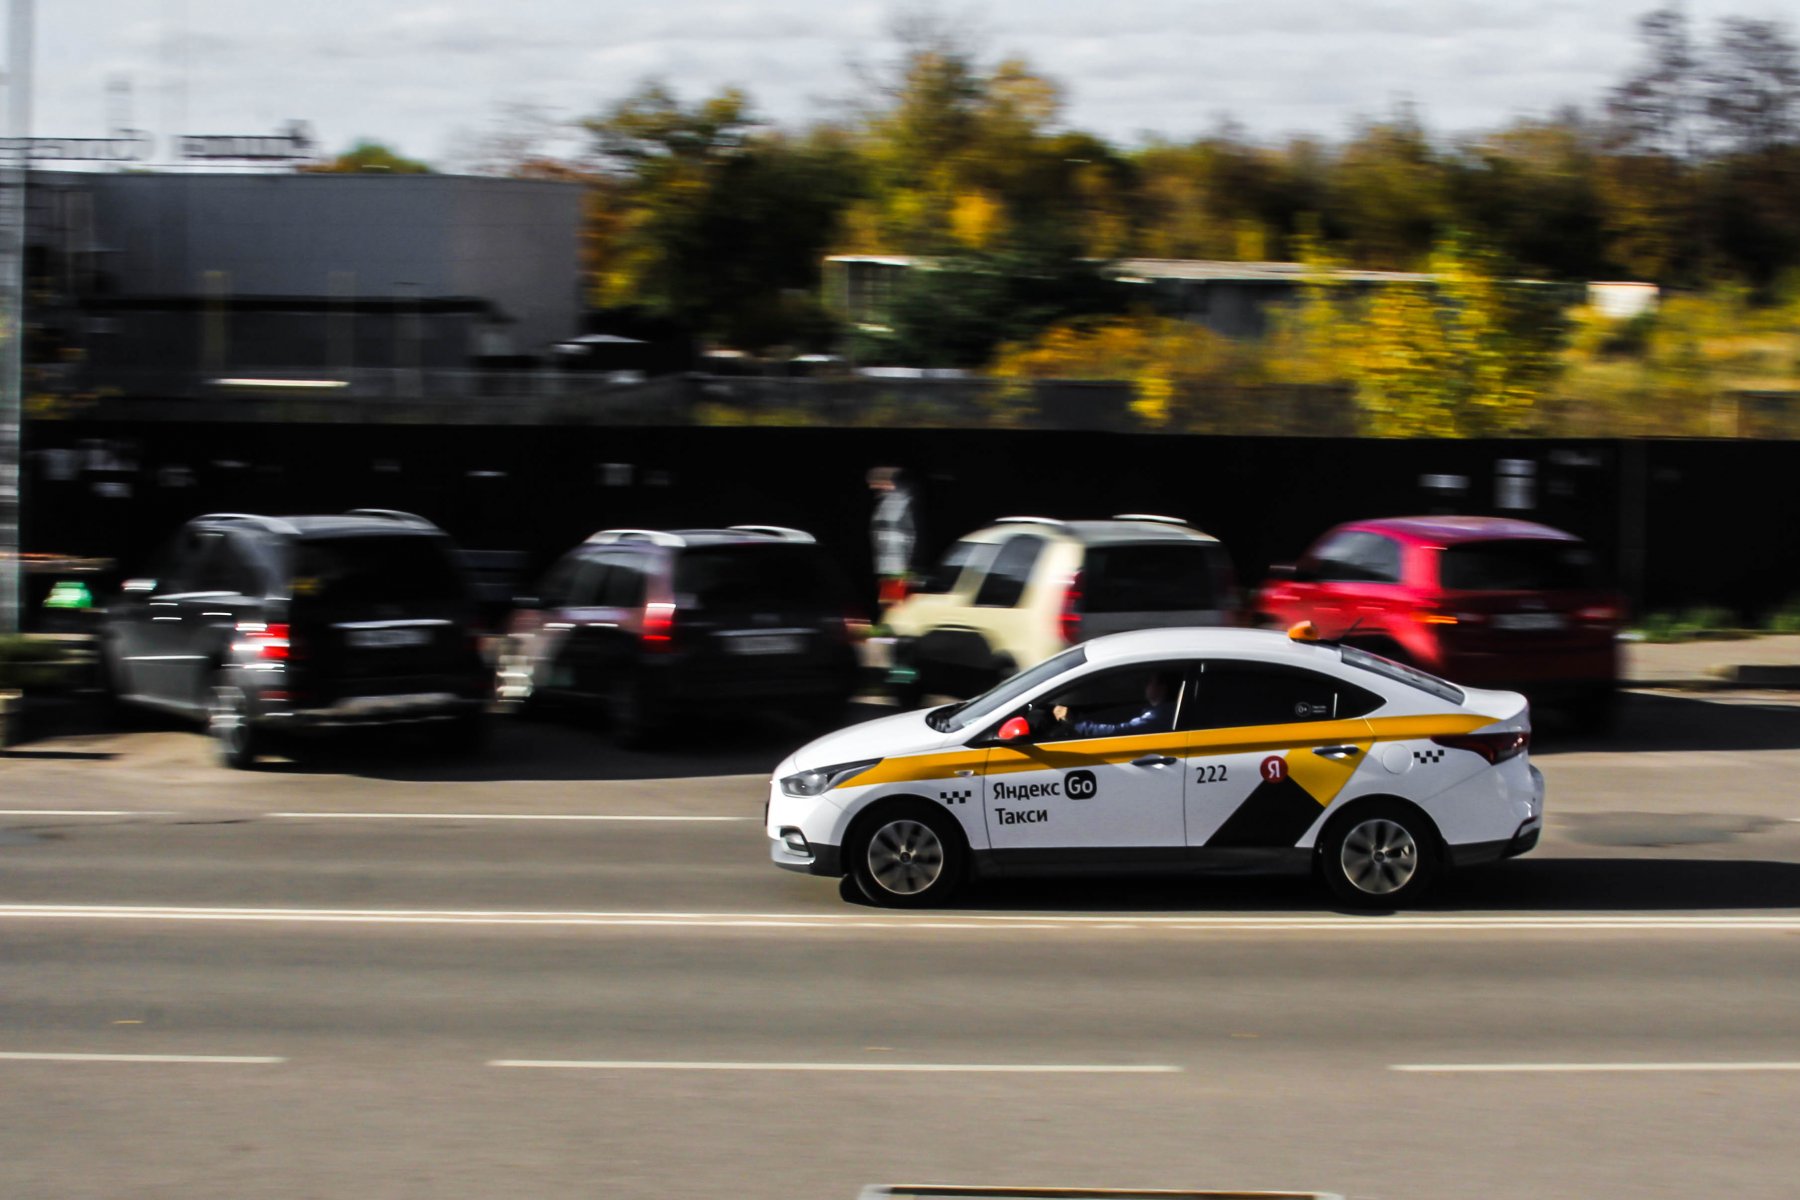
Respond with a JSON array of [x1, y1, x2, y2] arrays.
[[25, 171, 585, 397]]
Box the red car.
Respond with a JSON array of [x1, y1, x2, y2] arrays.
[[1257, 516, 1624, 728]]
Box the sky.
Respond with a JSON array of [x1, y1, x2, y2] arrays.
[[18, 0, 1799, 170]]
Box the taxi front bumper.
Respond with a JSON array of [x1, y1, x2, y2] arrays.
[[769, 834, 843, 877]]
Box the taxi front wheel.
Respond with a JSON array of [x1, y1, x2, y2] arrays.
[[849, 802, 967, 908], [1317, 801, 1441, 909]]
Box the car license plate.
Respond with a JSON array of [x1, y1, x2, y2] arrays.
[[346, 628, 431, 649], [1492, 613, 1566, 632], [727, 633, 803, 656]]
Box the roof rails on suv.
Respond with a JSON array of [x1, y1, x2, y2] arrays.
[[586, 528, 688, 548], [194, 512, 303, 537], [345, 508, 439, 530], [727, 525, 817, 544], [1111, 513, 1189, 527]]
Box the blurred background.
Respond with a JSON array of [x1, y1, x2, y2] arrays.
[[5, 3, 1800, 641]]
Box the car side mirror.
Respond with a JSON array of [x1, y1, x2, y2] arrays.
[[122, 577, 157, 595], [996, 716, 1032, 743]]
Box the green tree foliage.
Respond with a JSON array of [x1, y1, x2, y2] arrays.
[[558, 5, 1800, 396], [1269, 235, 1569, 436], [863, 244, 1126, 369], [305, 140, 433, 174], [581, 83, 861, 350]]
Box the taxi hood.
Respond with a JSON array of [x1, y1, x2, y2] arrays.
[[782, 706, 955, 775]]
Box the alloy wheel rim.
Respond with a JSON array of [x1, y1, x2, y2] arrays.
[[1340, 817, 1419, 895], [867, 818, 945, 896]]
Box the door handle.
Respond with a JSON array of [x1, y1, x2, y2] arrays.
[[1313, 745, 1361, 760], [953, 769, 975, 778], [1132, 755, 1177, 768]]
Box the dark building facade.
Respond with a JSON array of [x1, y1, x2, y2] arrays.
[[23, 171, 585, 400]]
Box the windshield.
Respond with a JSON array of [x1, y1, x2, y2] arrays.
[[939, 645, 1088, 733], [1339, 644, 1464, 705]]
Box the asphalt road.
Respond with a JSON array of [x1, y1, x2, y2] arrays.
[[3, 691, 1799, 1200]]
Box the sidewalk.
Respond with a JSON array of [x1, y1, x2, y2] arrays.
[[1626, 633, 1800, 689]]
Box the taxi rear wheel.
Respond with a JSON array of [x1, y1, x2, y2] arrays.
[[1318, 800, 1441, 908], [849, 802, 966, 908]]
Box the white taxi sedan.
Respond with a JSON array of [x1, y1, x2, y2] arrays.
[[767, 627, 1543, 908]]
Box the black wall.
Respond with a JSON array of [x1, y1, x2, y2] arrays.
[[19, 421, 1790, 620]]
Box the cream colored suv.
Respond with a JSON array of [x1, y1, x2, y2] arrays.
[[884, 515, 1241, 703]]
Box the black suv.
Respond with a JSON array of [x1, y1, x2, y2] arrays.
[[101, 510, 490, 767], [496, 526, 861, 743]]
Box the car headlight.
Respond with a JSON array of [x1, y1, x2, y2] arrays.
[[780, 759, 881, 797]]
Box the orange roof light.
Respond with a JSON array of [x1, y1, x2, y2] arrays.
[[1287, 621, 1320, 642]]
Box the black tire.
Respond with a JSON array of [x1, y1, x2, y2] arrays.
[[206, 673, 262, 770], [848, 801, 967, 908], [606, 671, 661, 749], [1316, 800, 1442, 909], [96, 637, 142, 729], [433, 711, 490, 756], [890, 675, 926, 711], [1568, 687, 1620, 736]]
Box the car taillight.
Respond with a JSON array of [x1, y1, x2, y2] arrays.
[[642, 602, 677, 651], [1059, 571, 1084, 645], [235, 622, 290, 661], [1431, 730, 1530, 764], [835, 607, 870, 644], [1577, 603, 1622, 625]]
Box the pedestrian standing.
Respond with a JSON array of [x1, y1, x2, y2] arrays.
[[868, 466, 917, 610]]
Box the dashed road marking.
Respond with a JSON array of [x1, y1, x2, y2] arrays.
[[0, 1052, 285, 1065], [267, 812, 748, 822], [489, 1059, 1180, 1074], [1393, 1061, 1800, 1074]]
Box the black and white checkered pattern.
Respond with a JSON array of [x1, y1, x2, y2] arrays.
[[1413, 748, 1445, 764], [939, 789, 973, 806]]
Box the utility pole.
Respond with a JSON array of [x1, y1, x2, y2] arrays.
[[0, 0, 33, 634]]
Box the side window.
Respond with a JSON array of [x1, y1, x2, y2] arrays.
[[973, 536, 1044, 608], [568, 557, 613, 608], [1034, 665, 1187, 743], [1310, 531, 1401, 584], [538, 554, 583, 609], [1183, 662, 1383, 730], [160, 530, 218, 593], [600, 556, 648, 608], [914, 539, 992, 595], [196, 534, 261, 596]]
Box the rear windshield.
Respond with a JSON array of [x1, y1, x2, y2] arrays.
[[289, 535, 468, 608], [673, 546, 845, 613], [1440, 539, 1600, 591], [1083, 543, 1225, 612], [1339, 645, 1464, 705]]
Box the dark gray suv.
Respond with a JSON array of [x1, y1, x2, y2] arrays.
[[496, 526, 861, 744], [101, 510, 490, 768]]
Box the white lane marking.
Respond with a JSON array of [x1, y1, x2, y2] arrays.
[[267, 812, 748, 822], [0, 1052, 285, 1065], [490, 1060, 1180, 1074], [0, 811, 180, 817], [1, 905, 1798, 933], [1393, 1062, 1800, 1074]]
